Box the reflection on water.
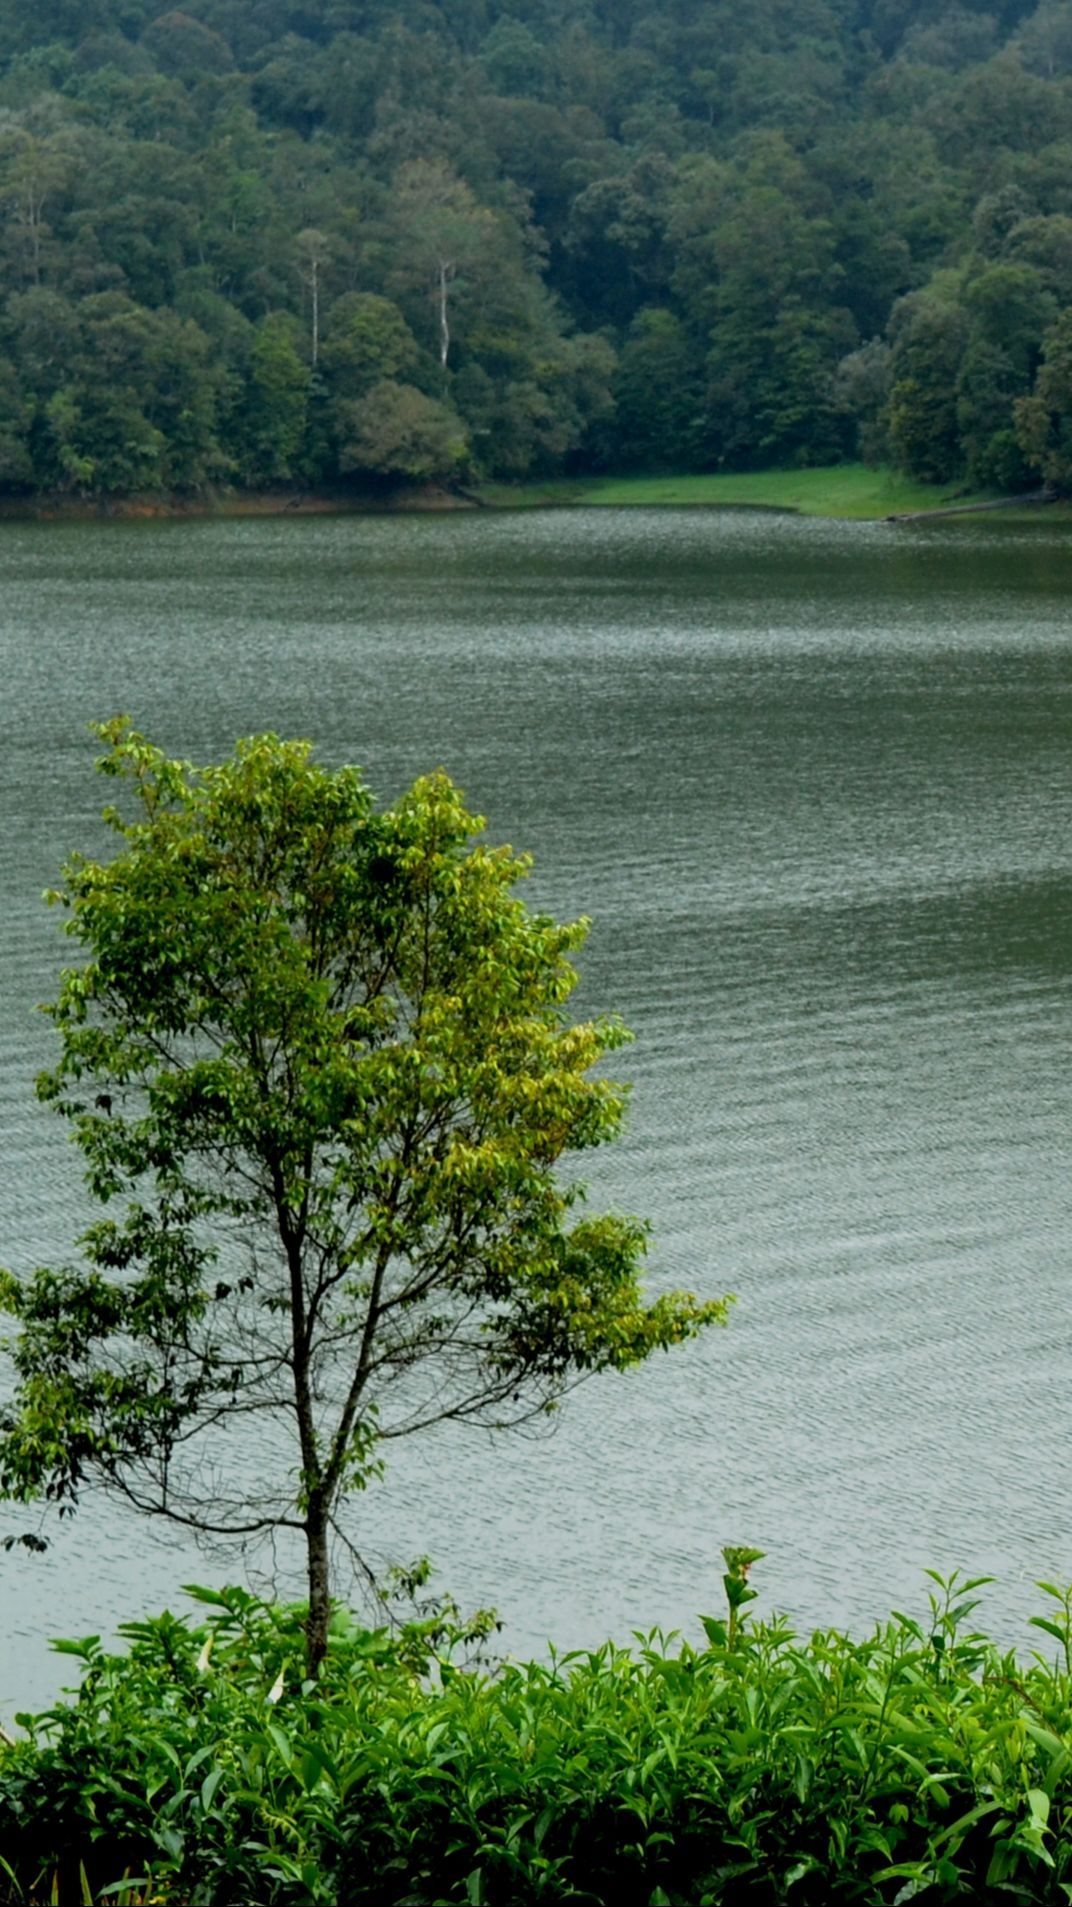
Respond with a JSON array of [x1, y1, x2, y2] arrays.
[[2, 507, 1072, 1711]]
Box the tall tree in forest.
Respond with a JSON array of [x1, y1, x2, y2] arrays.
[[295, 226, 330, 367], [886, 288, 969, 482], [387, 159, 497, 373], [0, 118, 74, 287], [1015, 305, 1072, 491]]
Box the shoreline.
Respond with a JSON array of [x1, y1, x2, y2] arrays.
[[0, 482, 477, 522], [0, 468, 1065, 525]]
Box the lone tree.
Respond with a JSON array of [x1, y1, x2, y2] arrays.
[[0, 723, 728, 1674]]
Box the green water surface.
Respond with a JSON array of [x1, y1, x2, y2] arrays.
[[1, 507, 1071, 1706]]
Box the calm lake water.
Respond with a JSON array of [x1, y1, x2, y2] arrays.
[[2, 506, 1072, 1712]]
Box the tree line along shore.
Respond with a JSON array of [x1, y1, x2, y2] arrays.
[[0, 464, 1067, 522], [0, 3, 1071, 501]]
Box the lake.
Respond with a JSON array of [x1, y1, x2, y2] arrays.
[[2, 505, 1071, 1713]]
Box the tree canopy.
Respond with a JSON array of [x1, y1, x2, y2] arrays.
[[0, 1, 1069, 494], [0, 721, 728, 1673]]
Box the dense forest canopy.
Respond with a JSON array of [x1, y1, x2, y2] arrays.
[[0, 0, 1071, 495]]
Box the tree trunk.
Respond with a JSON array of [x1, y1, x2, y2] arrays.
[[305, 1502, 332, 1679], [438, 258, 450, 371]]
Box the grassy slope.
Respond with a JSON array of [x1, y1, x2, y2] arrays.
[[476, 463, 1004, 519]]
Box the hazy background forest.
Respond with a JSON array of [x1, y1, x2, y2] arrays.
[[1, 0, 1071, 498]]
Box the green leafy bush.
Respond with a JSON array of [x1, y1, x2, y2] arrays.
[[4, 1572, 1072, 1905]]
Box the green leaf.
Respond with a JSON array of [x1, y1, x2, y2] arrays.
[[266, 1721, 295, 1770], [200, 1765, 224, 1814], [1028, 1616, 1067, 1644], [1027, 1787, 1050, 1828]]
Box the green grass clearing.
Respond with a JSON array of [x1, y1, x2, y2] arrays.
[[477, 463, 1007, 519]]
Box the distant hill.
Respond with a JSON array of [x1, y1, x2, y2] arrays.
[[0, 0, 1068, 497]]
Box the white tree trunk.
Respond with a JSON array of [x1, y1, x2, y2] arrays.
[[438, 258, 450, 371]]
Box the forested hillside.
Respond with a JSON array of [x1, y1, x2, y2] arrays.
[[1, 0, 1071, 497]]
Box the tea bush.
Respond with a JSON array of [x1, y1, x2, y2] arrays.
[[3, 1571, 1072, 1905]]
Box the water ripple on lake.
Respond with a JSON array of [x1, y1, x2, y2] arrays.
[[2, 507, 1072, 1706]]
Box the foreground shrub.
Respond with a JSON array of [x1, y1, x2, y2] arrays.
[[3, 1572, 1072, 1904]]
